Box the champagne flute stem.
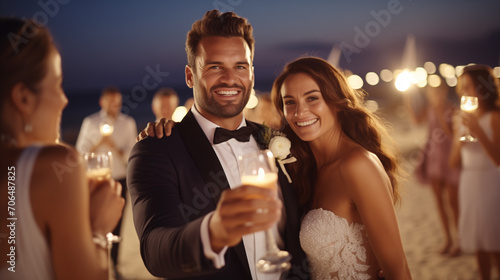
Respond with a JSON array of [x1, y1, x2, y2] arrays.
[[107, 241, 112, 280], [264, 229, 280, 254]]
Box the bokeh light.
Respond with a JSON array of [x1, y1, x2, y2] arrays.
[[413, 67, 428, 84], [395, 70, 412, 92], [172, 106, 188, 122], [364, 100, 379, 112], [439, 63, 455, 79], [365, 72, 380, 86], [455, 65, 465, 77], [246, 92, 259, 109], [424, 61, 436, 74], [446, 76, 458, 87], [416, 79, 428, 88], [347, 74, 363, 89], [493, 66, 500, 78], [380, 69, 393, 82], [428, 74, 442, 87]]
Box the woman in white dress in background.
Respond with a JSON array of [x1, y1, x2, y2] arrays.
[[450, 64, 500, 280], [271, 57, 411, 279], [0, 18, 124, 280]]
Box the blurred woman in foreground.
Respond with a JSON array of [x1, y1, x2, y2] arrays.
[[0, 18, 124, 280]]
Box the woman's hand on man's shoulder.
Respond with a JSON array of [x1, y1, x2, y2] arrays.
[[136, 118, 176, 142]]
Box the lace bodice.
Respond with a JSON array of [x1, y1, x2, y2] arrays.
[[300, 208, 371, 280]]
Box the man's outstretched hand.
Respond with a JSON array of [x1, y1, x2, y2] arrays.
[[136, 118, 176, 141], [209, 185, 282, 252]]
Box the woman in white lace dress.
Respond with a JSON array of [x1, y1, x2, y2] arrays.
[[0, 18, 124, 279], [449, 65, 500, 280], [271, 57, 411, 279]]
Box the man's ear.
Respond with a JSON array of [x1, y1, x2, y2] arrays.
[[10, 83, 36, 115], [185, 65, 194, 88]]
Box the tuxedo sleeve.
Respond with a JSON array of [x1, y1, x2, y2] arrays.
[[127, 136, 218, 278]]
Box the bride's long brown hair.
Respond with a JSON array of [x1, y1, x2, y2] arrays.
[[271, 57, 400, 208]]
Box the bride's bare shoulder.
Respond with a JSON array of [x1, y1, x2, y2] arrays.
[[339, 148, 384, 175], [336, 148, 392, 202]]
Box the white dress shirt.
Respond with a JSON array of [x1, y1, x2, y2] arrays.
[[75, 110, 137, 179], [192, 108, 284, 280]]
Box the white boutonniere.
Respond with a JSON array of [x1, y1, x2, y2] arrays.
[[262, 125, 297, 183]]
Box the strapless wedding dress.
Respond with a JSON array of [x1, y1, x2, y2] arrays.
[[300, 208, 371, 280]]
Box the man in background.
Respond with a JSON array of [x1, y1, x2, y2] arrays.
[[76, 86, 137, 279], [151, 87, 179, 121]]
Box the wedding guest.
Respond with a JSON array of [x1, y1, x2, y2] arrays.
[[75, 86, 137, 276], [127, 10, 308, 279], [152, 87, 179, 121], [0, 17, 124, 280], [271, 57, 411, 279], [403, 79, 461, 256], [450, 64, 500, 280]]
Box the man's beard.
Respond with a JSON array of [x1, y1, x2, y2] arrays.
[[195, 83, 251, 119]]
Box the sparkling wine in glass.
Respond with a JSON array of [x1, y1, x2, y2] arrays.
[[84, 151, 112, 180], [459, 96, 479, 142], [238, 150, 292, 273], [83, 151, 119, 280]]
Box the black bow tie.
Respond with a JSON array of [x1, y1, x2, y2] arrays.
[[213, 126, 254, 144]]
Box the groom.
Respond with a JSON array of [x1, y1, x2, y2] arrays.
[[127, 9, 309, 280]]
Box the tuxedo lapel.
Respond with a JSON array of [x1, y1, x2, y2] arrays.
[[246, 120, 267, 150], [178, 110, 251, 278], [179, 111, 230, 208]]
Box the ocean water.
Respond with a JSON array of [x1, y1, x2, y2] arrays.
[[59, 81, 409, 146]]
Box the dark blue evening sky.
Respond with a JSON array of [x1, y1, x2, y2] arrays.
[[2, 0, 500, 96]]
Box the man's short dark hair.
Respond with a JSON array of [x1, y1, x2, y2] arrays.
[[101, 86, 121, 98], [185, 9, 254, 70], [153, 87, 178, 99]]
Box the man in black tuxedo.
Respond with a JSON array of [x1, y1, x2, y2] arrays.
[[127, 10, 309, 280]]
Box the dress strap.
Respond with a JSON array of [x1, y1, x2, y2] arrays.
[[15, 145, 55, 280]]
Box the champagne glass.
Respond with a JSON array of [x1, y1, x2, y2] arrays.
[[459, 96, 479, 142], [238, 150, 292, 273], [83, 151, 120, 280], [84, 151, 112, 180]]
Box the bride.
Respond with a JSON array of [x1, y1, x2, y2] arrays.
[[271, 57, 411, 279]]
